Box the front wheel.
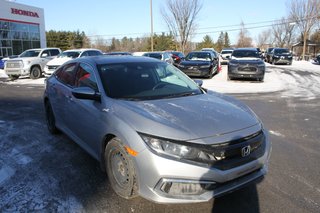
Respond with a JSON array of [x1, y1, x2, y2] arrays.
[[105, 138, 138, 199], [45, 101, 59, 134], [30, 66, 42, 79]]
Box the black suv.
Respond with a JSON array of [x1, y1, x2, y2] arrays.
[[264, 47, 274, 63], [270, 48, 293, 65]]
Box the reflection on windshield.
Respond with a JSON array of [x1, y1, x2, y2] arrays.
[[186, 52, 211, 61], [98, 62, 202, 100], [20, 50, 41, 57]]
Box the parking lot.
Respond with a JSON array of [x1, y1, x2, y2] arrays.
[[0, 61, 320, 212]]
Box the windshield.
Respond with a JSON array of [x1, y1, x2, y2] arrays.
[[58, 51, 80, 58], [232, 50, 260, 58], [144, 53, 162, 60], [221, 50, 233, 54], [185, 52, 212, 61], [98, 62, 202, 100], [274, 49, 290, 54], [19, 50, 41, 57]]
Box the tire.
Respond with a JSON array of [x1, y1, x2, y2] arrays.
[[9, 75, 19, 80], [30, 66, 42, 79], [272, 59, 276, 65], [45, 101, 59, 134], [105, 138, 138, 199]]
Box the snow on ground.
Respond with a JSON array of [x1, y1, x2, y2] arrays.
[[1, 61, 320, 96]]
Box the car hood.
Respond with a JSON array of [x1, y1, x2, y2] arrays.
[[113, 92, 260, 142], [180, 60, 210, 66], [7, 57, 35, 62], [46, 57, 72, 66]]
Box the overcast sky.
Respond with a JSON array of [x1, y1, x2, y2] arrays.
[[15, 0, 289, 44]]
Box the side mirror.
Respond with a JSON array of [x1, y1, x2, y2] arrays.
[[226, 56, 230, 59], [41, 53, 48, 58], [72, 87, 101, 101], [194, 79, 203, 87]]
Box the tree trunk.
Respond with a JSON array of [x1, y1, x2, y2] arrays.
[[302, 32, 307, 60]]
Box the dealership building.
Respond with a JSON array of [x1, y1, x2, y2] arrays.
[[0, 0, 46, 57]]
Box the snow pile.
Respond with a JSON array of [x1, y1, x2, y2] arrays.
[[0, 69, 8, 80]]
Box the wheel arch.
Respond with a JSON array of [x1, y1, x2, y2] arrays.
[[100, 133, 116, 172]]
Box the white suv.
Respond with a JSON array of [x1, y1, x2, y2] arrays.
[[43, 49, 103, 77], [4, 48, 61, 80]]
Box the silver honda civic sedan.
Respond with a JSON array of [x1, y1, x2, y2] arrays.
[[43, 56, 271, 203]]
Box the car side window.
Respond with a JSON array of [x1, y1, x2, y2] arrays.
[[75, 63, 98, 91], [41, 50, 49, 58], [88, 51, 102, 56], [49, 49, 60, 56], [80, 51, 89, 57], [55, 63, 77, 87]]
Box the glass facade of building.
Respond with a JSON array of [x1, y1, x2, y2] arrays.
[[0, 19, 40, 57]]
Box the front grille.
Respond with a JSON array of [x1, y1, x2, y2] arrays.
[[6, 61, 23, 69], [205, 131, 265, 170], [47, 65, 59, 70], [238, 66, 257, 72]]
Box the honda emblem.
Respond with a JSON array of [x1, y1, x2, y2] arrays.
[[241, 145, 251, 157]]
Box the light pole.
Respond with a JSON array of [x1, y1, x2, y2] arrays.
[[150, 0, 154, 52]]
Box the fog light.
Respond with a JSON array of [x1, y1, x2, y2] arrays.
[[159, 179, 216, 196]]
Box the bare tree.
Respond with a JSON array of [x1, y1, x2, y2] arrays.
[[272, 17, 296, 48], [236, 21, 253, 47], [256, 29, 273, 49], [288, 0, 320, 59], [161, 0, 202, 53]]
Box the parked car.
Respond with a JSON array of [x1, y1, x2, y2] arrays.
[[220, 48, 234, 64], [201, 48, 222, 72], [264, 47, 274, 63], [0, 57, 4, 69], [104, 52, 132, 56], [177, 51, 219, 78], [142, 52, 174, 64], [228, 48, 265, 81], [168, 51, 185, 66], [4, 48, 61, 80], [43, 49, 103, 77], [44, 56, 271, 203], [270, 48, 293, 65], [316, 53, 320, 65]]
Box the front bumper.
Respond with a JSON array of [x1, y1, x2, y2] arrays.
[[5, 68, 29, 76], [134, 130, 271, 203], [273, 57, 292, 64], [179, 66, 214, 77], [228, 65, 265, 79]]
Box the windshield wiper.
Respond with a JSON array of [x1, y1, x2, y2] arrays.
[[163, 92, 198, 99]]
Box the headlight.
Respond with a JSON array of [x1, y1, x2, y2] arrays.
[[200, 65, 211, 68], [274, 55, 280, 58], [257, 63, 265, 67], [140, 134, 218, 164]]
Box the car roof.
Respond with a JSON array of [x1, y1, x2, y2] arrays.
[[71, 55, 163, 65], [233, 48, 259, 51], [64, 48, 101, 52]]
